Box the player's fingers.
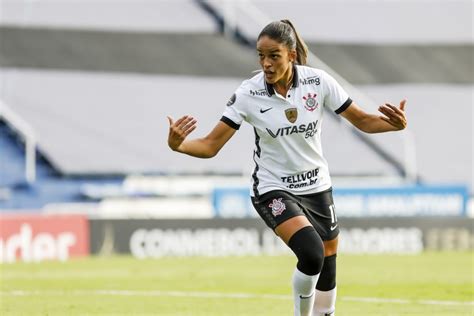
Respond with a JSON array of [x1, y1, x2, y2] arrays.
[[386, 103, 407, 123], [174, 115, 189, 127], [379, 115, 402, 129], [380, 104, 406, 125], [378, 105, 395, 118], [384, 103, 404, 115], [379, 107, 406, 129], [379, 116, 391, 124], [167, 116, 174, 126], [184, 124, 197, 136], [176, 116, 194, 130], [399, 99, 407, 111], [182, 119, 197, 133], [379, 106, 399, 121]]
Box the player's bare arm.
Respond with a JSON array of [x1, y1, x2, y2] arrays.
[[167, 115, 236, 158], [341, 99, 407, 133]]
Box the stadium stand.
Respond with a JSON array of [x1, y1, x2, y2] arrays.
[[0, 70, 400, 177], [0, 0, 472, 213], [0, 115, 123, 210], [0, 27, 258, 77], [0, 119, 25, 188]]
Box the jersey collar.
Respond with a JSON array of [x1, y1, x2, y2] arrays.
[[264, 64, 300, 96]]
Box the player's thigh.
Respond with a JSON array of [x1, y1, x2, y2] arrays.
[[252, 190, 312, 244], [323, 237, 338, 257], [300, 188, 340, 243], [275, 215, 312, 245]]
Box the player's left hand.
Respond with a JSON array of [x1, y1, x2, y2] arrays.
[[378, 99, 407, 130]]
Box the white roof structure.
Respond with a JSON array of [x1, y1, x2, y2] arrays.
[[0, 0, 217, 32], [207, 0, 473, 44]]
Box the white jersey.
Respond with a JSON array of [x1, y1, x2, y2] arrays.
[[222, 65, 352, 197]]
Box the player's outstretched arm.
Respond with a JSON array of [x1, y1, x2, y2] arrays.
[[340, 99, 407, 133], [167, 115, 236, 158]]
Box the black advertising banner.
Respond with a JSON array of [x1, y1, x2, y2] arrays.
[[89, 217, 473, 257]]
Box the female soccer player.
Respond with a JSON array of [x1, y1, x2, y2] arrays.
[[167, 20, 407, 316]]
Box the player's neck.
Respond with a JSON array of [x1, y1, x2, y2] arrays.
[[274, 68, 294, 97]]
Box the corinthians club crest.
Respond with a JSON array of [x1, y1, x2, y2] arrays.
[[285, 108, 298, 123], [303, 93, 319, 112], [269, 198, 286, 217]]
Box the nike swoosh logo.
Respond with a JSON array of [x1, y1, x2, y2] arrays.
[[299, 292, 314, 299], [330, 225, 338, 231], [260, 107, 273, 113]]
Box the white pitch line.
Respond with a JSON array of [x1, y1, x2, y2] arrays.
[[2, 290, 473, 307], [94, 290, 290, 301], [342, 296, 409, 304], [342, 296, 474, 306], [419, 300, 474, 306], [1, 290, 290, 301]]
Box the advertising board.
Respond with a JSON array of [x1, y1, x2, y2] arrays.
[[0, 214, 89, 263], [89, 217, 473, 258], [212, 185, 468, 217], [334, 185, 468, 217]]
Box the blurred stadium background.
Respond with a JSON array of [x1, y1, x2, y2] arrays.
[[0, 0, 473, 315]]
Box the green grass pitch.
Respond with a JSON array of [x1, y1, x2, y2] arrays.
[[1, 252, 472, 315]]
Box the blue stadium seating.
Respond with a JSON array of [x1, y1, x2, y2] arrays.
[[0, 120, 27, 187], [0, 120, 123, 210]]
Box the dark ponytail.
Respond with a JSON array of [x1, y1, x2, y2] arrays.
[[257, 19, 308, 65]]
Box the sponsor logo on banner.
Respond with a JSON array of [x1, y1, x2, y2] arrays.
[[211, 185, 469, 218], [333, 185, 468, 216], [0, 214, 89, 263], [88, 217, 472, 258], [129, 228, 289, 258], [339, 228, 424, 254]]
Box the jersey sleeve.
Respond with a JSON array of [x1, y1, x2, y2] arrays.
[[321, 70, 352, 114], [220, 87, 248, 130]]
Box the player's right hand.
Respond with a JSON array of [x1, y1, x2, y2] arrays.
[[167, 115, 197, 151]]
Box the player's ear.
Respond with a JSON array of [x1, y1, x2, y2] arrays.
[[289, 49, 297, 63]]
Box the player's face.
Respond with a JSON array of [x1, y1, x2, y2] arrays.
[[257, 36, 295, 85]]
